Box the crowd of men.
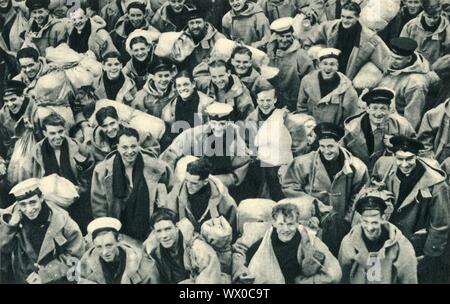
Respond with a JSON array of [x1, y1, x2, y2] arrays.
[[0, 0, 450, 284]]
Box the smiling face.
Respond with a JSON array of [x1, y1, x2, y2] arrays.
[[395, 150, 417, 175], [319, 57, 339, 79], [3, 94, 25, 115], [154, 70, 173, 92], [30, 8, 49, 26], [154, 219, 179, 249], [19, 57, 41, 81], [341, 9, 359, 29], [361, 211, 384, 241], [94, 231, 120, 263], [169, 0, 186, 13], [229, 0, 246, 13], [187, 18, 206, 37], [367, 103, 390, 126], [256, 89, 277, 115], [118, 135, 140, 166], [231, 53, 252, 76], [70, 8, 88, 32], [43, 125, 65, 148], [318, 138, 340, 161], [103, 57, 123, 80], [17, 194, 43, 220], [128, 8, 145, 28], [405, 0, 421, 15], [210, 65, 230, 90], [100, 116, 120, 139], [175, 76, 195, 100], [209, 119, 228, 137], [0, 0, 9, 8], [131, 42, 150, 62], [276, 31, 294, 51], [273, 213, 298, 243]]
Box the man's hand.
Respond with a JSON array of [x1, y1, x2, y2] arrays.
[[9, 207, 23, 226], [0, 162, 7, 177], [26, 272, 42, 284]]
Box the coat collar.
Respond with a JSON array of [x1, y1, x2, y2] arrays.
[[410, 12, 450, 35], [207, 74, 245, 100]]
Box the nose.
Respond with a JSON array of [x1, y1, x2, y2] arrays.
[[102, 248, 110, 256], [25, 205, 35, 214]]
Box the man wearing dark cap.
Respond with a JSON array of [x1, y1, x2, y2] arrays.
[[266, 17, 314, 112], [132, 57, 178, 118], [0, 178, 84, 284], [371, 135, 450, 283], [67, 7, 117, 61], [282, 122, 369, 224], [13, 47, 47, 95], [343, 87, 416, 172], [401, 0, 450, 66], [79, 217, 160, 284], [304, 1, 390, 81], [173, 7, 225, 72], [339, 195, 418, 284], [111, 1, 159, 63], [378, 37, 432, 130], [21, 0, 68, 56]]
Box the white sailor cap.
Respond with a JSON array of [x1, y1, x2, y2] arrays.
[[317, 48, 341, 61], [206, 102, 233, 120], [87, 217, 122, 238], [270, 17, 294, 33], [9, 178, 42, 201]]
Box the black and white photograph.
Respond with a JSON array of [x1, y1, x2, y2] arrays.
[[0, 0, 449, 290]]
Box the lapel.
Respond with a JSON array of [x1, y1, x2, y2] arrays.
[[37, 206, 66, 263]]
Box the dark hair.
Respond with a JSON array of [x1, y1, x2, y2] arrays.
[[96, 106, 119, 125], [272, 203, 300, 222], [127, 1, 146, 13], [342, 2, 361, 16], [117, 127, 140, 142], [149, 56, 174, 74], [174, 69, 194, 82], [130, 36, 150, 49], [102, 51, 122, 63], [17, 47, 40, 62], [186, 157, 212, 180], [42, 112, 66, 131], [208, 58, 228, 71], [92, 229, 120, 241], [230, 45, 253, 60], [150, 208, 179, 229]]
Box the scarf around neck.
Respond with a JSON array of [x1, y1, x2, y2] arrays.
[[9, 97, 30, 122], [113, 152, 150, 241], [103, 71, 126, 100], [69, 19, 91, 53], [41, 137, 77, 184]]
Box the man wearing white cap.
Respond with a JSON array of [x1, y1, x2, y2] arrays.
[[0, 178, 84, 284], [79, 217, 160, 284], [160, 102, 250, 191], [297, 47, 359, 127], [304, 2, 390, 81], [266, 17, 314, 112]]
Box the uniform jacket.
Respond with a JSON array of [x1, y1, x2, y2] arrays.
[[94, 72, 138, 105], [0, 202, 84, 284], [257, 0, 324, 23], [417, 97, 450, 163], [151, 2, 194, 33], [305, 19, 391, 80], [165, 175, 238, 235], [12, 57, 48, 94], [67, 16, 117, 61], [159, 124, 251, 187], [267, 39, 314, 112], [90, 151, 174, 219], [221, 2, 271, 48], [378, 52, 431, 130], [21, 15, 69, 57], [400, 12, 450, 65], [131, 77, 177, 118], [122, 53, 154, 90], [281, 147, 369, 221], [343, 111, 416, 170], [371, 156, 450, 257], [79, 242, 160, 284], [232, 224, 342, 283], [297, 70, 359, 126], [339, 222, 418, 284]]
